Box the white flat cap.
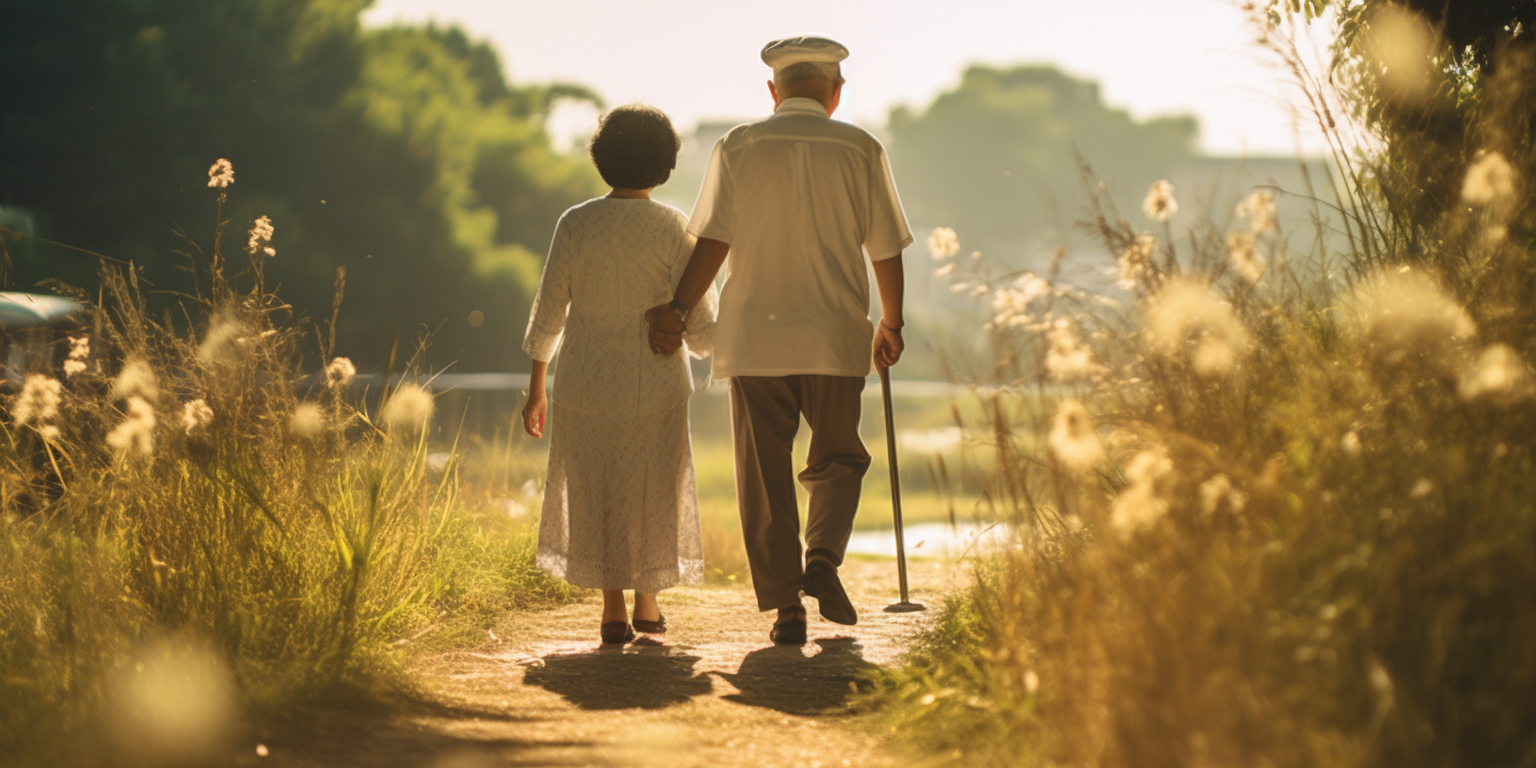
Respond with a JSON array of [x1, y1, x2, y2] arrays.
[[760, 35, 849, 71]]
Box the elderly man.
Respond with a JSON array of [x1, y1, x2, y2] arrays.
[[646, 35, 912, 645]]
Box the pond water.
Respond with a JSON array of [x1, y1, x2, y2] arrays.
[[845, 521, 1012, 560]]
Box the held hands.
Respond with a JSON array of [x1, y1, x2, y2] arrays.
[[521, 391, 547, 438], [873, 320, 904, 370], [645, 303, 685, 356]]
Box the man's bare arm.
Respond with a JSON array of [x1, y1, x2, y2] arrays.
[[646, 237, 730, 354], [871, 254, 905, 369]]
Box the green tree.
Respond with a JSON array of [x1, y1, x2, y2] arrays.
[[0, 0, 602, 369]]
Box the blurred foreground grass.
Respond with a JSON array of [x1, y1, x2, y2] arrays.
[[863, 8, 1536, 768]]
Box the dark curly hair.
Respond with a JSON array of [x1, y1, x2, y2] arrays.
[[588, 104, 681, 190]]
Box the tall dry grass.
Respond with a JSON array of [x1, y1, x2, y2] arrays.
[[0, 166, 572, 765], [871, 10, 1536, 768]]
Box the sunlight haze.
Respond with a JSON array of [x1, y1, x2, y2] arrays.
[[364, 0, 1327, 157]]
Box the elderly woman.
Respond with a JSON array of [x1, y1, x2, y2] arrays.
[[521, 104, 718, 645]]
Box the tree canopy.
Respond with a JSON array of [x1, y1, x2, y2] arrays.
[[0, 0, 603, 370]]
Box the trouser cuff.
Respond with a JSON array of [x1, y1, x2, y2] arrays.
[[805, 547, 843, 568]]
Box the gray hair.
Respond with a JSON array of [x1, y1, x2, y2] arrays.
[[773, 61, 842, 89]]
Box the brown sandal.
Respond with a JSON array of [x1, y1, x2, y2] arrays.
[[601, 621, 635, 645], [632, 614, 667, 634]]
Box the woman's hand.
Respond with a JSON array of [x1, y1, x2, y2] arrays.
[[522, 391, 548, 438]]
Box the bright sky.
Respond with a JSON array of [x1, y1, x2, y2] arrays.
[[364, 0, 1331, 157]]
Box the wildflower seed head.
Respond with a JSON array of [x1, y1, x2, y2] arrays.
[[1199, 473, 1247, 517], [1048, 399, 1104, 474], [1142, 180, 1178, 223], [381, 384, 435, 432], [68, 335, 89, 360], [106, 396, 156, 457], [289, 402, 325, 437], [1110, 448, 1172, 539], [933, 263, 956, 277], [1341, 430, 1362, 456], [13, 375, 63, 427], [207, 158, 234, 189], [987, 273, 1051, 331], [1354, 268, 1475, 362], [1461, 150, 1517, 207], [111, 359, 159, 402], [1459, 343, 1531, 402], [181, 399, 214, 435], [64, 359, 87, 377], [1117, 233, 1156, 290], [1226, 231, 1267, 284], [1145, 278, 1252, 377], [246, 215, 275, 257], [325, 357, 357, 389], [1045, 320, 1105, 381], [1235, 189, 1277, 233], [927, 227, 960, 260], [198, 321, 243, 365]]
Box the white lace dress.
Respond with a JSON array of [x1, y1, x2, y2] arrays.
[[523, 197, 717, 593]]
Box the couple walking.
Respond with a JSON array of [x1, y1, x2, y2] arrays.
[[520, 35, 912, 646]]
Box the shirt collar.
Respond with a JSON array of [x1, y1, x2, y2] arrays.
[[774, 96, 830, 117]]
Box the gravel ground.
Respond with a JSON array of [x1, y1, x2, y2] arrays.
[[252, 558, 957, 768]]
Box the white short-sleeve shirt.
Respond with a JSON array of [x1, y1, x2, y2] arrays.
[[688, 96, 913, 379]]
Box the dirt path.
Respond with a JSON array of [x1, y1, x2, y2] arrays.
[[260, 558, 955, 768]]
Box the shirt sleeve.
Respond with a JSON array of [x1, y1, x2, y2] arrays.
[[521, 215, 573, 362], [863, 143, 915, 261], [687, 136, 734, 244]]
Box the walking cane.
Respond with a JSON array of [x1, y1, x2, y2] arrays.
[[880, 365, 925, 613]]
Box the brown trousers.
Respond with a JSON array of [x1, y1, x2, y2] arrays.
[[729, 375, 871, 611]]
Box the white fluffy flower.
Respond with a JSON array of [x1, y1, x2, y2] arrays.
[[927, 227, 960, 260], [1047, 400, 1104, 474], [112, 359, 159, 401], [1462, 151, 1516, 206], [1117, 233, 1156, 290], [181, 399, 214, 435], [1459, 343, 1531, 401], [1199, 474, 1247, 516], [1142, 180, 1178, 223], [107, 396, 156, 457], [289, 402, 325, 437], [1235, 189, 1277, 233], [1226, 232, 1266, 284], [247, 215, 275, 258], [325, 357, 357, 389], [13, 375, 62, 427], [1145, 279, 1253, 377], [1110, 449, 1172, 539], [381, 384, 435, 432], [1354, 268, 1475, 362], [207, 158, 234, 189], [1045, 320, 1105, 381]]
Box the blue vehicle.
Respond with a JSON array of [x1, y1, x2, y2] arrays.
[[0, 292, 87, 385]]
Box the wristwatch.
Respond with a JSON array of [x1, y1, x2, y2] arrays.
[[668, 299, 689, 324]]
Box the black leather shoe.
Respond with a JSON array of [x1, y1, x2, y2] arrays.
[[802, 560, 857, 626], [601, 621, 635, 645], [769, 618, 807, 645], [632, 614, 667, 634]]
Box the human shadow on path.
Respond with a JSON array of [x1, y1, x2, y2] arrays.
[[522, 641, 713, 711], [717, 637, 881, 715]]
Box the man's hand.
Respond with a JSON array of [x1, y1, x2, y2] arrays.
[[521, 391, 547, 438], [645, 303, 685, 356], [873, 321, 904, 370]]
